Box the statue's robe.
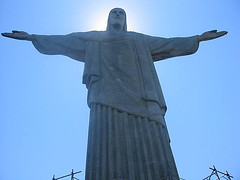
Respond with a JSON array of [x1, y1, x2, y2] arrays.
[[32, 31, 199, 180]]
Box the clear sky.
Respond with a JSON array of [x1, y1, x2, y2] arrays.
[[0, 0, 239, 179]]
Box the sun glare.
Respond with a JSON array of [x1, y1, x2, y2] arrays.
[[92, 11, 137, 31], [93, 13, 108, 31], [76, 7, 139, 32]]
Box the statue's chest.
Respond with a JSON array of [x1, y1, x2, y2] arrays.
[[100, 40, 137, 71]]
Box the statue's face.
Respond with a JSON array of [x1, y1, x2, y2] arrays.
[[108, 8, 126, 30]]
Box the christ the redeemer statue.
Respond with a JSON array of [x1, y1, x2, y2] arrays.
[[2, 8, 227, 180]]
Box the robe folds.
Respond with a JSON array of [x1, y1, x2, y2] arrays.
[[32, 31, 199, 180]]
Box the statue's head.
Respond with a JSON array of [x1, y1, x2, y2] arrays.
[[107, 8, 127, 31]]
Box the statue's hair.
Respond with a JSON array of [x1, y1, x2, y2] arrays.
[[106, 8, 127, 31]]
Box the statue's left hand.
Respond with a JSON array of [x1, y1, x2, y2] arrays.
[[198, 30, 228, 42]]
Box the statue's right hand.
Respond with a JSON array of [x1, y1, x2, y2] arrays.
[[1, 30, 33, 41]]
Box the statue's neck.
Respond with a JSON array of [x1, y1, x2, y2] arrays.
[[109, 23, 124, 32]]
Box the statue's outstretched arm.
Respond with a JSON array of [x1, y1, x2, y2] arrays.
[[2, 30, 86, 62], [1, 30, 33, 41], [198, 30, 228, 42]]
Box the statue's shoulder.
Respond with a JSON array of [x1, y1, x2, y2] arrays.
[[67, 31, 107, 41], [128, 31, 148, 37], [69, 31, 101, 36], [129, 31, 167, 40], [127, 31, 152, 42]]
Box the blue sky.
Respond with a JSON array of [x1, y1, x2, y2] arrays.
[[1, 0, 239, 179]]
